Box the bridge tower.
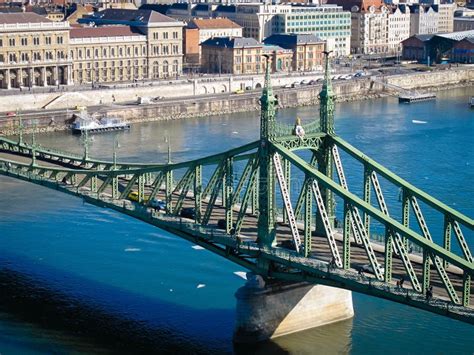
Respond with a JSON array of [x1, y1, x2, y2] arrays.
[[316, 51, 336, 232], [257, 55, 277, 250], [234, 54, 354, 343]]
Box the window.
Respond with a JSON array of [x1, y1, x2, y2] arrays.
[[21, 38, 27, 46], [173, 31, 178, 39], [9, 38, 15, 46], [172, 59, 178, 73], [163, 32, 168, 39], [163, 60, 169, 73], [57, 36, 63, 44], [95, 49, 99, 58], [0, 54, 4, 62], [33, 37, 39, 45], [0, 39, 2, 47], [45, 37, 51, 45]]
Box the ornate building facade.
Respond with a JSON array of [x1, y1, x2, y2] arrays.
[[0, 13, 72, 89]]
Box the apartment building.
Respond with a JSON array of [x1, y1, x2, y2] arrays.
[[185, 17, 242, 67], [387, 5, 411, 53], [70, 26, 149, 84], [409, 4, 439, 35], [200, 36, 263, 75], [79, 9, 185, 78], [264, 33, 325, 71]]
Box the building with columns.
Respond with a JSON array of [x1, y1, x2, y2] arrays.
[[0, 12, 72, 89]]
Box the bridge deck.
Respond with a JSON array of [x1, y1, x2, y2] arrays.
[[1, 150, 471, 308]]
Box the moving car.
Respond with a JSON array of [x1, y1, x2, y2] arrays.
[[150, 198, 166, 210], [180, 207, 196, 219]]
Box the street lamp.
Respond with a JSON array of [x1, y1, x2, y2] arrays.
[[113, 135, 120, 169]]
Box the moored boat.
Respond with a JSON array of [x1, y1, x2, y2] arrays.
[[72, 113, 130, 134], [470, 97, 474, 108]]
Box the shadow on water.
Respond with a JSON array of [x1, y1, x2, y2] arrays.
[[0, 257, 354, 354], [0, 261, 245, 354]]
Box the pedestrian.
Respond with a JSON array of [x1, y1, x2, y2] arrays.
[[397, 277, 405, 289], [426, 286, 433, 302]]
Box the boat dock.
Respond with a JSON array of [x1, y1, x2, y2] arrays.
[[398, 92, 437, 103]]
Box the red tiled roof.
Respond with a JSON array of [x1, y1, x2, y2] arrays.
[[70, 26, 143, 38], [189, 18, 241, 30]]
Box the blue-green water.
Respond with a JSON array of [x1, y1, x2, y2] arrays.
[[0, 87, 473, 354]]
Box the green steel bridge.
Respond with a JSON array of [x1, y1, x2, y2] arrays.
[[0, 56, 473, 327]]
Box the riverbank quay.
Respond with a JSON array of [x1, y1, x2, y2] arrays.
[[0, 67, 472, 135]]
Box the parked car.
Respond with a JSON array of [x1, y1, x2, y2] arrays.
[[75, 105, 87, 111], [300, 79, 309, 85], [234, 89, 245, 94], [284, 84, 292, 88], [291, 82, 300, 88], [309, 80, 317, 85], [180, 207, 196, 219], [6, 112, 16, 117]]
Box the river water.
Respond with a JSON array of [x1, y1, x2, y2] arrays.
[[0, 87, 473, 354]]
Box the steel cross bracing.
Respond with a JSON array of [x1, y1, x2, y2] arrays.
[[0, 54, 473, 326]]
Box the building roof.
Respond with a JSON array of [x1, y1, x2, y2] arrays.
[[194, 4, 211, 12], [326, 0, 383, 12], [201, 36, 261, 48], [436, 29, 474, 40], [0, 12, 52, 24], [139, 4, 171, 15], [25, 5, 48, 16], [80, 9, 178, 26], [264, 33, 324, 46], [214, 5, 236, 13], [263, 44, 291, 53], [70, 26, 143, 39], [0, 6, 22, 13], [188, 18, 241, 30]]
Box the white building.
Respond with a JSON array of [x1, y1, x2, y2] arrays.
[[387, 4, 411, 53], [437, 3, 456, 33], [228, 3, 351, 56], [409, 4, 439, 35]]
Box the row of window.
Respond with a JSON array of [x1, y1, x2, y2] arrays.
[[0, 36, 64, 47], [0, 51, 66, 63], [287, 14, 350, 20], [152, 31, 180, 40]]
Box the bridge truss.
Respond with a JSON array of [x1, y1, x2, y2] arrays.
[[0, 55, 473, 326]]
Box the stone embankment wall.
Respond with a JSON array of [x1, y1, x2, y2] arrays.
[[0, 68, 472, 135]]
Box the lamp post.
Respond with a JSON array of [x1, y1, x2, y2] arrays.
[[81, 128, 91, 161], [31, 120, 37, 167], [17, 109, 23, 146], [113, 135, 119, 169]]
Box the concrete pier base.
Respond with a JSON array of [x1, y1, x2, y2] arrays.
[[233, 273, 354, 343]]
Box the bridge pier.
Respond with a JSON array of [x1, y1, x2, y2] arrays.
[[233, 273, 353, 343]]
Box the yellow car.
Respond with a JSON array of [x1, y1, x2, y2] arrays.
[[234, 89, 245, 94], [75, 105, 87, 111], [128, 191, 149, 202]]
